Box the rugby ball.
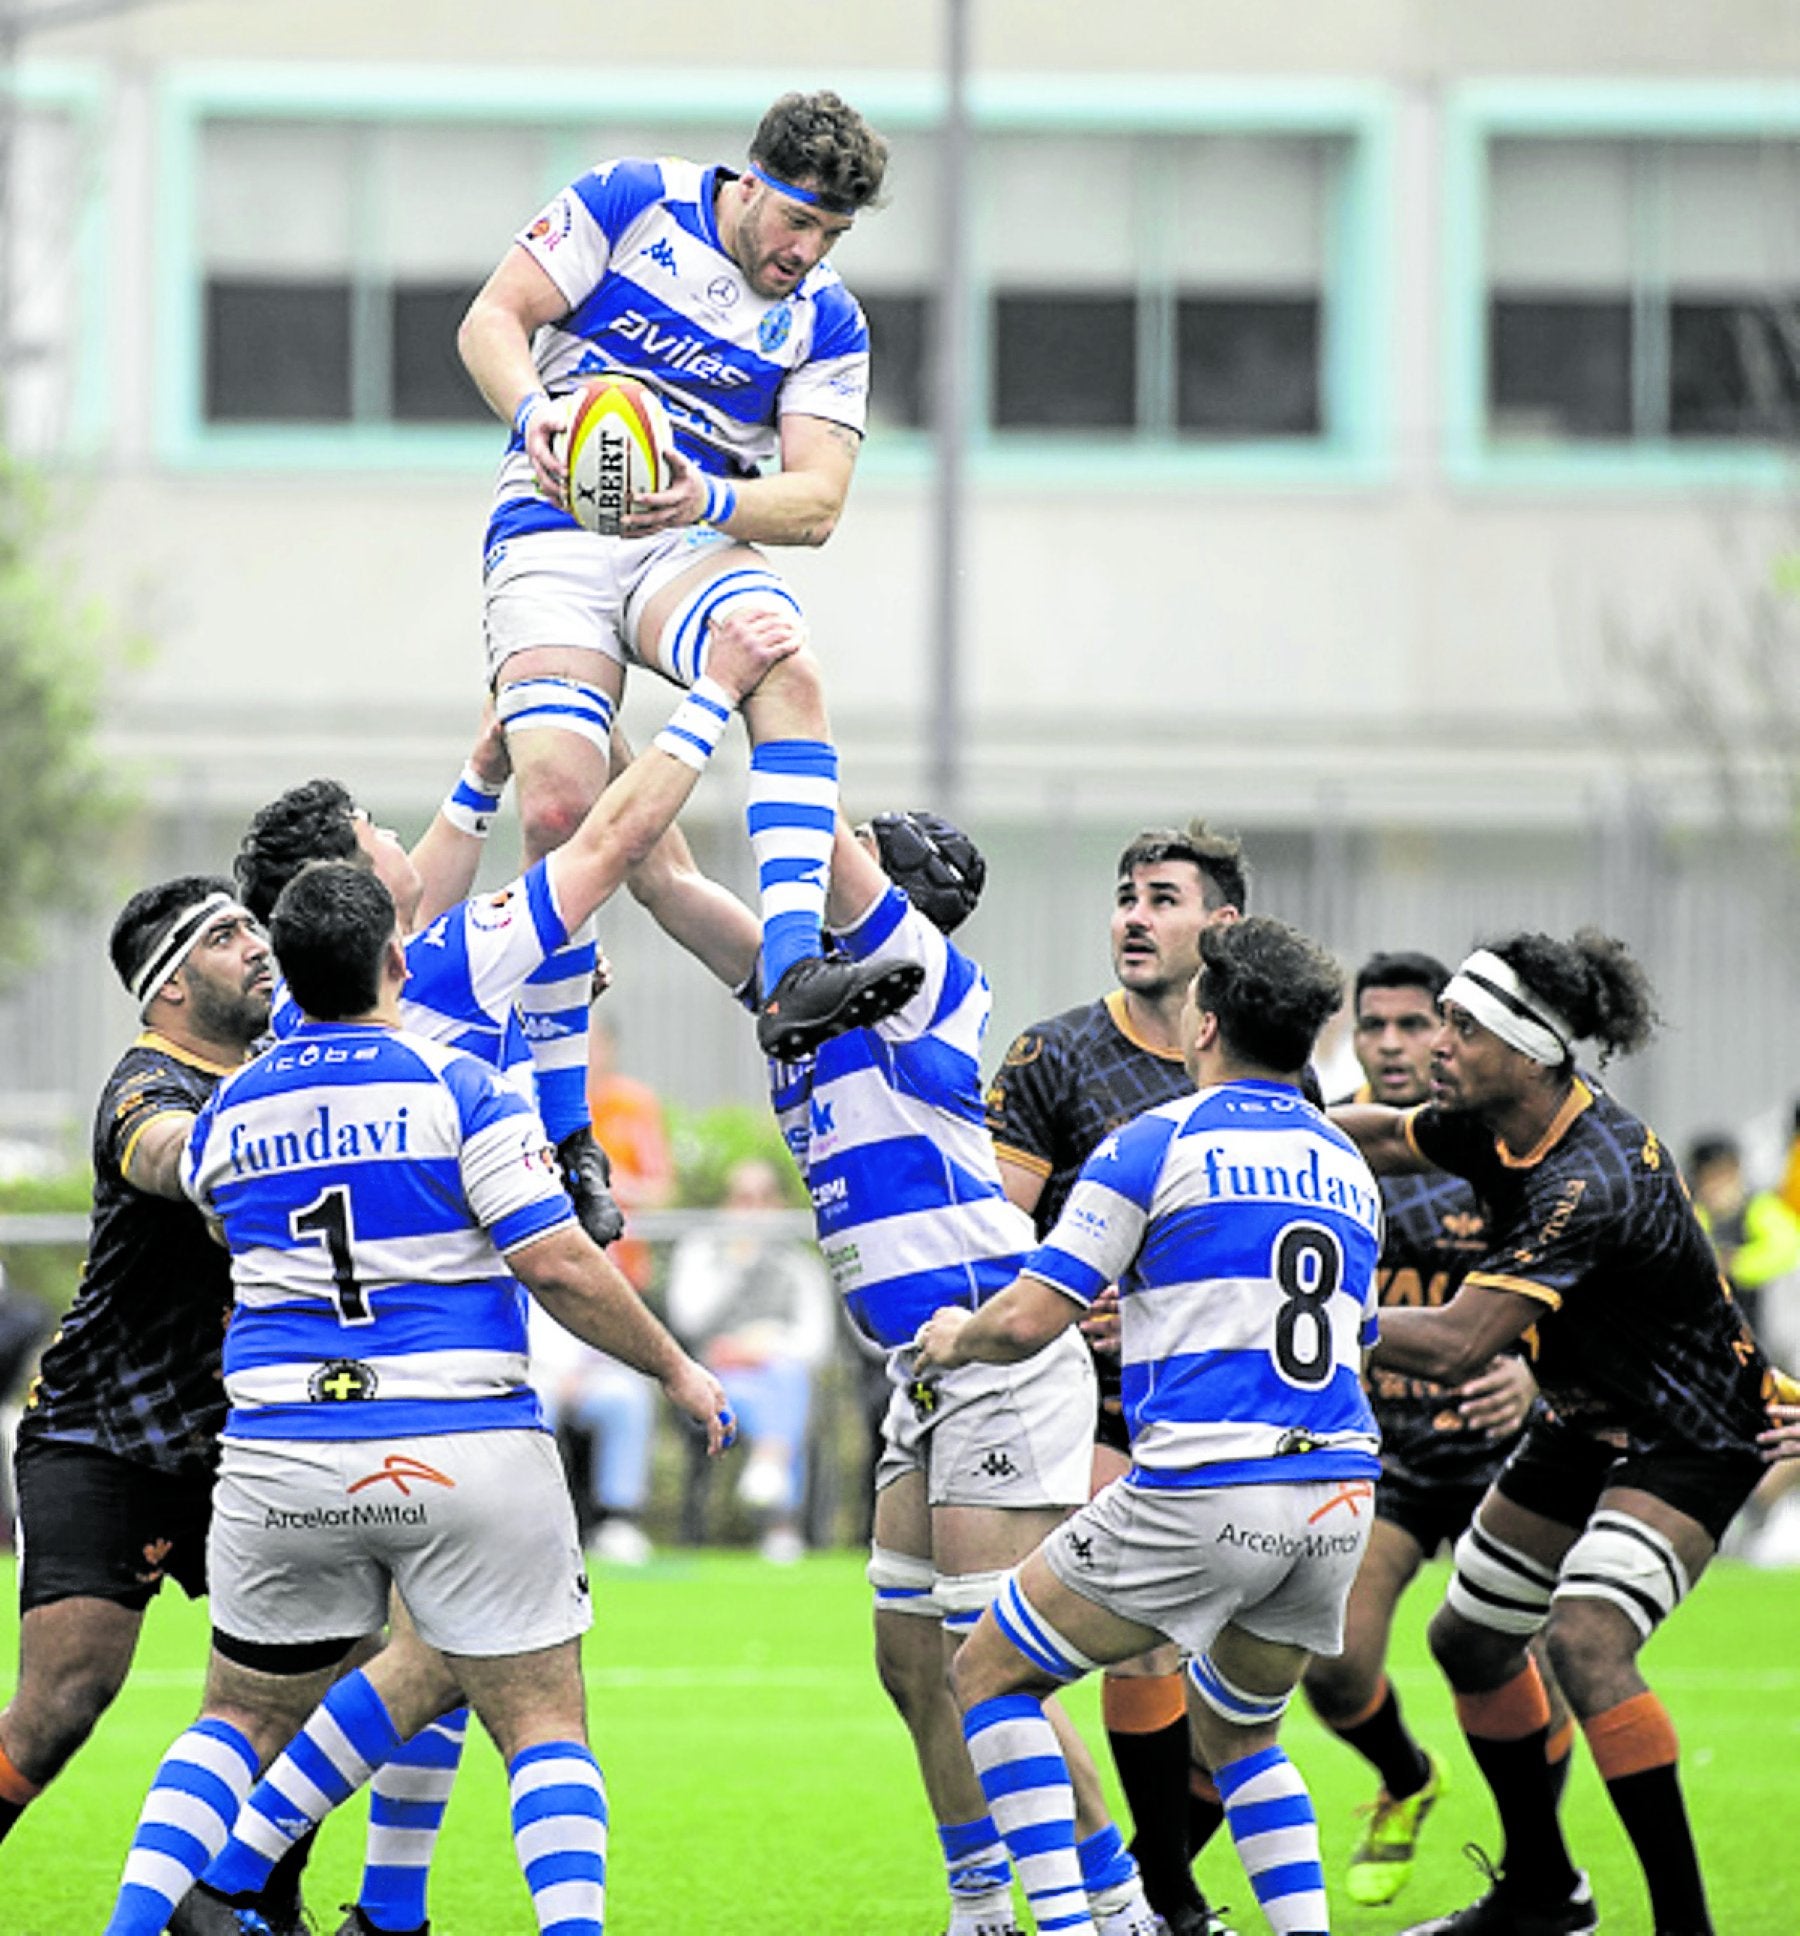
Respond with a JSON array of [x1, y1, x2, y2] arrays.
[[560, 375, 672, 537]]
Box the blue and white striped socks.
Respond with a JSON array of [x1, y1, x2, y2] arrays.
[[1216, 1742, 1328, 1934], [962, 1694, 1093, 1934], [203, 1669, 402, 1900], [940, 1812, 1015, 1931], [746, 740, 838, 992], [509, 1740, 608, 1935], [105, 1718, 259, 1936], [359, 1708, 469, 1932], [521, 917, 598, 1145]]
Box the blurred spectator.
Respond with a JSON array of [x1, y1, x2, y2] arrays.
[[667, 1157, 832, 1563], [1688, 1132, 1800, 1346], [1691, 1133, 1800, 1566], [528, 1299, 659, 1566], [0, 1262, 54, 1547], [587, 1015, 676, 1294]]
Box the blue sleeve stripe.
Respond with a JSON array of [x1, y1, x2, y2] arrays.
[[807, 280, 871, 359], [1018, 1246, 1104, 1306], [490, 1198, 576, 1254], [835, 886, 911, 960], [568, 156, 667, 241], [522, 857, 569, 955]]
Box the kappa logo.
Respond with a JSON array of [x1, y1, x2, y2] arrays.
[[644, 238, 679, 275], [136, 1536, 174, 1585], [810, 1096, 835, 1138], [347, 1454, 456, 1497], [1066, 1530, 1095, 1568], [908, 1375, 939, 1419], [976, 1449, 1018, 1481]]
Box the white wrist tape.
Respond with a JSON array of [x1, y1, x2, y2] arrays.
[[442, 762, 504, 836], [653, 676, 735, 771]]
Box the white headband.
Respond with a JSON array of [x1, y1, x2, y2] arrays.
[[1440, 948, 1575, 1066], [131, 891, 243, 1012]]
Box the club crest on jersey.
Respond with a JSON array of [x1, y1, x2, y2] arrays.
[[758, 302, 793, 354], [525, 196, 573, 252], [469, 889, 517, 931], [311, 1359, 379, 1403]]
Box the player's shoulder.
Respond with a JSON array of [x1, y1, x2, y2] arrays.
[[572, 153, 685, 226], [102, 1033, 232, 1113], [1001, 997, 1110, 1069]]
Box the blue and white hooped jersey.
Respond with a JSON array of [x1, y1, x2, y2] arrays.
[[183, 1021, 576, 1443], [268, 863, 567, 1102], [487, 156, 871, 553], [1025, 1081, 1383, 1490], [771, 887, 1035, 1350]]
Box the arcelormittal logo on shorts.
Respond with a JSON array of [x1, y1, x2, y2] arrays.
[[347, 1454, 457, 1496]]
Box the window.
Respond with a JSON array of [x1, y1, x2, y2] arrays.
[[1486, 134, 1800, 446], [982, 131, 1340, 442], [3, 90, 100, 455], [198, 120, 545, 426]]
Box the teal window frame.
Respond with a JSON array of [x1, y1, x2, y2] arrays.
[[1445, 80, 1800, 492], [5, 60, 111, 456], [156, 64, 1393, 488]]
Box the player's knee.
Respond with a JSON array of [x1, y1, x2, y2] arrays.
[[1425, 1597, 1499, 1684], [1301, 1645, 1376, 1723], [20, 1659, 128, 1773], [1540, 1597, 1640, 1711], [515, 764, 601, 856]]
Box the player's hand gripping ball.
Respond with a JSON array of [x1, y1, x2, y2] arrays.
[[559, 375, 673, 537]]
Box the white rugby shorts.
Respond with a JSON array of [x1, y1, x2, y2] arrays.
[[876, 1327, 1095, 1510], [482, 524, 737, 684], [1041, 1474, 1374, 1660], [208, 1429, 592, 1658]]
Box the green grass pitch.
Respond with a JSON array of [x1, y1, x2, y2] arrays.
[[4, 1549, 1798, 1933]]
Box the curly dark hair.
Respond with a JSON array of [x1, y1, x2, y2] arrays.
[[1118, 819, 1250, 915], [1487, 927, 1661, 1065], [236, 779, 365, 924], [750, 90, 888, 214], [1198, 916, 1343, 1073]]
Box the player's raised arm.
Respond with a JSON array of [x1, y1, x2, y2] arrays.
[[544, 608, 800, 931], [1330, 1100, 1434, 1176], [409, 701, 512, 928], [621, 411, 860, 548], [626, 812, 763, 993], [509, 1223, 733, 1454], [457, 246, 577, 500]]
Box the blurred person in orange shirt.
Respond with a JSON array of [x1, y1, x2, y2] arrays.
[[587, 1015, 677, 1294]]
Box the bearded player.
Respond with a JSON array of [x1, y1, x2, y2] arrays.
[[459, 85, 919, 1127], [984, 822, 1248, 1936]]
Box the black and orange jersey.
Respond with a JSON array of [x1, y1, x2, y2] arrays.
[[985, 991, 1192, 1239], [1370, 1165, 1521, 1487], [1409, 1076, 1769, 1459], [20, 1033, 237, 1475]]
